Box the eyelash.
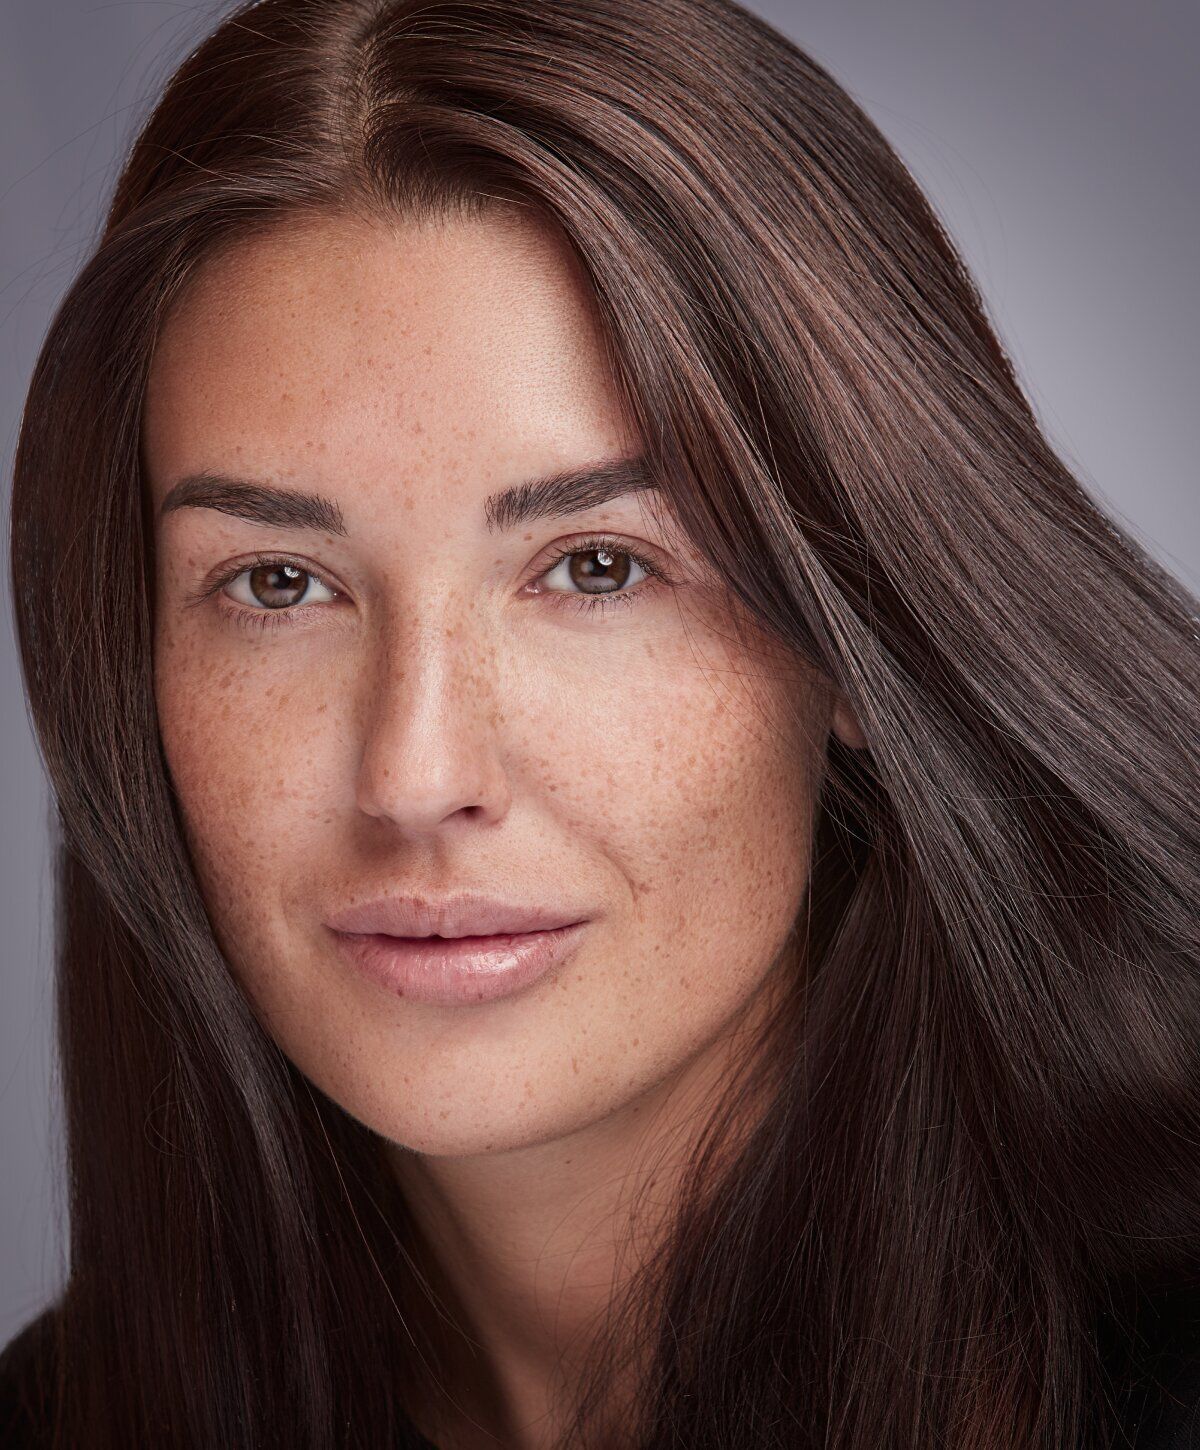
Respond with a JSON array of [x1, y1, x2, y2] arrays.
[[191, 534, 674, 636]]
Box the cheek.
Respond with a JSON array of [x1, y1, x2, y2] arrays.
[[152, 625, 337, 965], [536, 626, 817, 953]]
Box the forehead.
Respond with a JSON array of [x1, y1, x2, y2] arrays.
[[142, 208, 634, 518]]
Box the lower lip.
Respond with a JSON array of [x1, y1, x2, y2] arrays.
[[329, 922, 587, 1006]]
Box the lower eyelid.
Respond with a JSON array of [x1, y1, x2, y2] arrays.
[[549, 568, 673, 621]]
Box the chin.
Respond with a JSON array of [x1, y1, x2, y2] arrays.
[[374, 1099, 603, 1160]]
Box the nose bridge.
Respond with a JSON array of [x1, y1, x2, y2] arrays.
[[354, 593, 507, 832]]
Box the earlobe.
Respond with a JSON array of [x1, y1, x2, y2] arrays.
[[831, 695, 868, 751]]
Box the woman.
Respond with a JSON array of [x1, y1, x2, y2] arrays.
[[3, 0, 1198, 1445]]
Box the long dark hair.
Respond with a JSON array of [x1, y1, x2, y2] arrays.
[[9, 0, 1199, 1444]]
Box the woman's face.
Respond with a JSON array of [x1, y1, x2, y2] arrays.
[[145, 209, 852, 1157]]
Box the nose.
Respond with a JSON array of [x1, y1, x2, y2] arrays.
[[353, 607, 511, 838]]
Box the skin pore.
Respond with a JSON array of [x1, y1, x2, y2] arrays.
[[144, 207, 866, 1449]]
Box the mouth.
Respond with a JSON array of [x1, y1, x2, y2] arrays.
[[329, 921, 588, 1007], [375, 930, 548, 942], [324, 892, 586, 941]]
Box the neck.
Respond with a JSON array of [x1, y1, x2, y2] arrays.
[[384, 957, 793, 1450]]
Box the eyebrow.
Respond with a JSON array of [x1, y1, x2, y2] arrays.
[[157, 454, 657, 537]]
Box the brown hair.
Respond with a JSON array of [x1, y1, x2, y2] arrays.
[[9, 0, 1200, 1444]]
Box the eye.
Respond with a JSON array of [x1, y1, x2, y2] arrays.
[[198, 553, 340, 634], [226, 559, 338, 611], [531, 535, 671, 617]]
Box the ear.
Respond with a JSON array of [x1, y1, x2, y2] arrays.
[[830, 692, 868, 751]]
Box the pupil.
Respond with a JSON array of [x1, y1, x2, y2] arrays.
[[570, 547, 629, 593]]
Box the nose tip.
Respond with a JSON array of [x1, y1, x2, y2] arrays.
[[355, 765, 508, 836], [352, 632, 511, 836]]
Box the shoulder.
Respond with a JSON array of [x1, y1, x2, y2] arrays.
[[0, 1305, 59, 1449], [0, 1305, 441, 1449]]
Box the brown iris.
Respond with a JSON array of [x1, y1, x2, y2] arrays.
[[246, 562, 309, 608], [568, 546, 631, 593]]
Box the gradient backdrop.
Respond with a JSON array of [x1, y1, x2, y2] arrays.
[[2, 0, 1196, 1340]]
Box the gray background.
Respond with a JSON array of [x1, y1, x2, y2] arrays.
[[2, 0, 1196, 1341]]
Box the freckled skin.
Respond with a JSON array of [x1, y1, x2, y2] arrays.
[[144, 209, 864, 1445]]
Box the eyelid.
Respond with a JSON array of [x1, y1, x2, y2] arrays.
[[187, 532, 679, 632], [182, 549, 342, 610], [528, 531, 677, 591], [190, 535, 677, 602]]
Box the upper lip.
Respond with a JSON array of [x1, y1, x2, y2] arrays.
[[325, 892, 586, 939]]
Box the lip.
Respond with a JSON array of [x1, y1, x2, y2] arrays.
[[324, 891, 591, 1007], [325, 891, 585, 940], [329, 922, 588, 1006]]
